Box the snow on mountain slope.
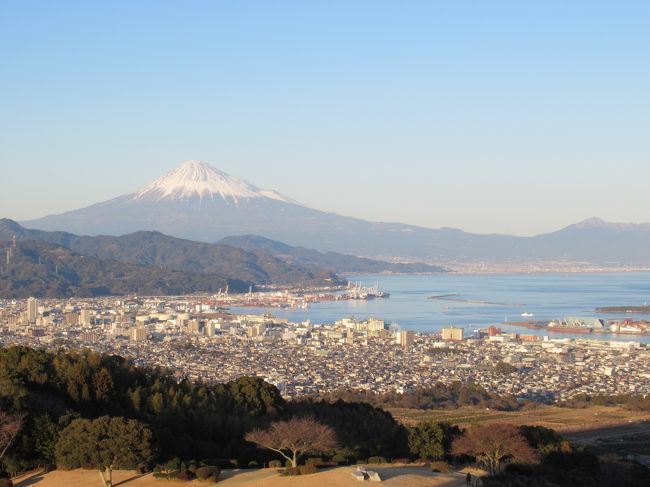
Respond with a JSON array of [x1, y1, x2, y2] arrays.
[[134, 160, 294, 204]]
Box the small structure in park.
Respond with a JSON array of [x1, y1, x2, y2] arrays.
[[351, 466, 382, 482]]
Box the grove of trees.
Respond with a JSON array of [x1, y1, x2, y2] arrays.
[[0, 346, 408, 473]]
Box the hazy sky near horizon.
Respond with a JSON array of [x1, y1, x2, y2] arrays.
[[1, 1, 649, 236]]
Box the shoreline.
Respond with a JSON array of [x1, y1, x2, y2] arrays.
[[501, 321, 650, 337]]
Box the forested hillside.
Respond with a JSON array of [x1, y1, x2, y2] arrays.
[[0, 346, 408, 472]]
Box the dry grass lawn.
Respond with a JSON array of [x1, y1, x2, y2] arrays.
[[389, 405, 650, 433], [13, 466, 469, 487]]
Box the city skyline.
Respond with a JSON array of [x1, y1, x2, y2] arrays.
[[2, 2, 650, 235]]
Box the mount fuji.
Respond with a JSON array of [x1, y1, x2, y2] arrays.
[[25, 160, 441, 257], [22, 160, 650, 265]]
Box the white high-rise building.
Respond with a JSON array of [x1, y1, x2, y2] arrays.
[[441, 327, 464, 341], [206, 321, 216, 337]]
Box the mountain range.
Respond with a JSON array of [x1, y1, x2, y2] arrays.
[[21, 160, 650, 266], [0, 219, 447, 297], [219, 235, 446, 273]]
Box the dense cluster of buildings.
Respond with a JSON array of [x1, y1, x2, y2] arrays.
[[1, 296, 649, 402]]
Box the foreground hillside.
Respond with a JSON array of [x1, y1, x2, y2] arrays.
[[2, 347, 650, 487], [0, 240, 251, 298]]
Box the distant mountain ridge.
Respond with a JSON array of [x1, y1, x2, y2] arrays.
[[219, 235, 447, 274], [21, 160, 650, 265], [0, 219, 343, 288]]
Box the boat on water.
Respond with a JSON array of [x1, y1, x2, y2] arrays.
[[547, 319, 595, 333], [521, 312, 534, 318]]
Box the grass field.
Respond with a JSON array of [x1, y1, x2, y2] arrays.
[[387, 405, 650, 433]]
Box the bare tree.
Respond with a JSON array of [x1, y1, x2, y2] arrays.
[[0, 411, 24, 463], [451, 424, 537, 476], [245, 417, 338, 467]]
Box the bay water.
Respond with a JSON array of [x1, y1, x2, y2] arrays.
[[236, 272, 650, 343]]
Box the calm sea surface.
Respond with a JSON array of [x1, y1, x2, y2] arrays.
[[234, 273, 650, 343]]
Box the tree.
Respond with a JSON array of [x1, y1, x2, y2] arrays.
[[55, 416, 154, 487], [451, 424, 537, 476], [0, 411, 24, 465], [494, 362, 517, 375], [245, 417, 337, 467], [407, 422, 445, 459], [32, 414, 60, 462]]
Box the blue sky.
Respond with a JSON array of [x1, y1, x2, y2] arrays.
[[1, 1, 649, 235]]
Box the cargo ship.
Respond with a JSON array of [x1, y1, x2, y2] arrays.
[[342, 283, 390, 300], [547, 325, 593, 334], [547, 317, 604, 333]]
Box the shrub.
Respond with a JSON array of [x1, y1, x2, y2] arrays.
[[305, 457, 323, 467], [332, 452, 350, 464], [268, 460, 283, 468], [81, 463, 97, 470], [161, 458, 181, 472], [208, 459, 236, 469], [196, 466, 220, 481], [175, 472, 191, 482], [392, 458, 411, 464], [206, 475, 219, 483], [153, 470, 182, 480], [430, 461, 449, 473], [285, 459, 293, 468], [281, 467, 300, 476], [247, 461, 259, 469], [1, 457, 26, 476], [0, 479, 12, 487], [298, 465, 317, 475], [367, 456, 387, 464], [187, 463, 197, 474]]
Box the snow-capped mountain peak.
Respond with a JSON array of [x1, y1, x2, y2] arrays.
[[134, 160, 294, 204]]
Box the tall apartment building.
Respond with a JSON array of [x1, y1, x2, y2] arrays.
[[396, 329, 415, 350], [247, 323, 267, 338], [26, 297, 38, 322], [130, 326, 147, 342], [188, 319, 201, 334], [441, 326, 464, 341], [205, 321, 216, 337], [80, 309, 93, 326], [366, 318, 386, 332]]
